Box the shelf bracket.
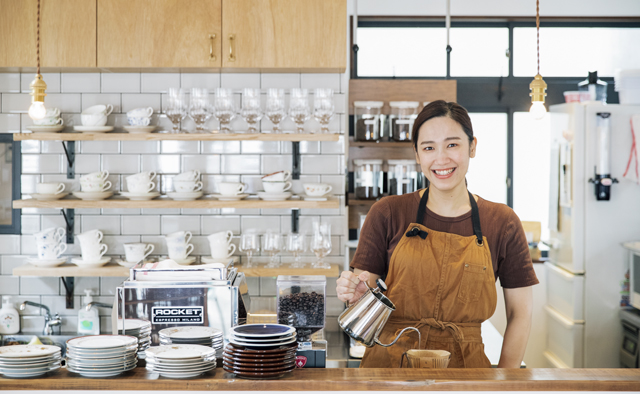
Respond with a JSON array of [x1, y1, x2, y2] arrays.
[[61, 141, 75, 179], [291, 141, 300, 180], [60, 277, 75, 309], [291, 209, 300, 233], [60, 208, 75, 244]]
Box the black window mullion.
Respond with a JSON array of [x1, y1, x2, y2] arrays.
[[0, 135, 20, 234]]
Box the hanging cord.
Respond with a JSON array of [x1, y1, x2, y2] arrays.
[[36, 0, 41, 75], [536, 0, 540, 75]]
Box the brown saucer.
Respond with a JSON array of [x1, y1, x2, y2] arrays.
[[225, 343, 297, 354], [223, 365, 294, 379], [222, 360, 295, 372], [223, 355, 295, 367], [223, 349, 297, 359]]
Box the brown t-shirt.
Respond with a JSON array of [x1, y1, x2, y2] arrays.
[[351, 192, 539, 288]]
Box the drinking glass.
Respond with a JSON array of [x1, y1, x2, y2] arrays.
[[265, 88, 286, 133], [288, 88, 310, 133], [165, 88, 187, 134], [240, 231, 260, 268], [286, 232, 307, 268], [241, 88, 262, 133], [188, 88, 213, 133], [263, 231, 282, 268], [310, 222, 332, 269], [214, 88, 235, 133], [314, 88, 335, 133]]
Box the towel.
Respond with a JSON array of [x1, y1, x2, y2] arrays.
[[623, 115, 640, 184]]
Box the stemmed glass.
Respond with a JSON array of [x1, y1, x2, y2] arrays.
[[263, 231, 282, 268], [241, 88, 262, 133], [214, 88, 235, 133], [313, 88, 335, 133], [240, 231, 260, 268], [288, 88, 310, 133], [286, 232, 307, 268], [265, 88, 286, 133], [188, 88, 213, 133], [310, 222, 332, 269], [165, 88, 187, 134]]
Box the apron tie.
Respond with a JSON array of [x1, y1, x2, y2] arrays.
[[406, 227, 428, 239]]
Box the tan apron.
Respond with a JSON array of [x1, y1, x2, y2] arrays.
[[360, 189, 497, 368]]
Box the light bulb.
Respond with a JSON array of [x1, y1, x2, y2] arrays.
[[28, 101, 46, 120], [530, 101, 546, 120]]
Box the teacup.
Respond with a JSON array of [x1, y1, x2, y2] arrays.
[[80, 243, 108, 262], [166, 238, 194, 261], [126, 176, 155, 194], [165, 230, 192, 245], [36, 182, 65, 195], [174, 170, 200, 181], [128, 116, 151, 126], [218, 182, 246, 196], [76, 229, 103, 246], [80, 171, 109, 183], [262, 171, 291, 182], [81, 104, 113, 127], [80, 179, 112, 192], [262, 181, 292, 193], [34, 227, 66, 245], [208, 230, 233, 245], [33, 116, 64, 126], [44, 108, 61, 118], [128, 171, 156, 182], [303, 183, 332, 197], [127, 107, 154, 118], [174, 180, 203, 192], [209, 243, 236, 259], [123, 243, 154, 263], [37, 242, 67, 260]]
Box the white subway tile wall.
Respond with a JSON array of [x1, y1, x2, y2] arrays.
[[0, 71, 348, 328]]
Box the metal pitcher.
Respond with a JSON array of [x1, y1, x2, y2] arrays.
[[338, 278, 420, 348]]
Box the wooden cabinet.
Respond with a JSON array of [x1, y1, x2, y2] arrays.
[[222, 0, 346, 71], [0, 0, 96, 68], [97, 0, 221, 68]]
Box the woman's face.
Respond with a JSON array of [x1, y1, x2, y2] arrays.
[[414, 116, 477, 193]]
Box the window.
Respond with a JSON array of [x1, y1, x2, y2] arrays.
[[0, 135, 20, 234], [450, 28, 509, 77]]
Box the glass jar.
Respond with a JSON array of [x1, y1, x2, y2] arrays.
[[353, 101, 383, 141], [387, 160, 421, 196], [277, 275, 326, 341], [353, 159, 383, 200], [389, 101, 419, 142]]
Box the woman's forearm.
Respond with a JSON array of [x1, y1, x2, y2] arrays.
[[497, 314, 531, 368]]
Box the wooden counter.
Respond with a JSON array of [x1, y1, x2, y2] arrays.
[[1, 367, 639, 391]]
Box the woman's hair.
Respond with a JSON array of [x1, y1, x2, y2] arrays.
[[411, 100, 474, 151]]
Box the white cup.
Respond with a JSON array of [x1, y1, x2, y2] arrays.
[[218, 182, 246, 196], [127, 107, 154, 118], [262, 171, 291, 182], [166, 239, 194, 261], [44, 108, 61, 118], [128, 116, 151, 126], [80, 171, 109, 183], [82, 104, 113, 117], [208, 230, 233, 245], [80, 179, 112, 192], [77, 229, 103, 247], [81, 243, 108, 262], [33, 116, 64, 126], [37, 242, 67, 260], [128, 171, 157, 182], [174, 180, 203, 192], [81, 104, 113, 127], [174, 170, 200, 181], [123, 243, 154, 263], [209, 242, 236, 259], [165, 230, 192, 245], [126, 177, 155, 193], [36, 183, 65, 195], [303, 183, 333, 197], [263, 181, 292, 193], [34, 227, 66, 245]]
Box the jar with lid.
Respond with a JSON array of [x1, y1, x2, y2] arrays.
[[389, 101, 419, 142], [387, 160, 421, 196], [353, 101, 383, 141], [277, 275, 326, 342], [353, 159, 383, 200]]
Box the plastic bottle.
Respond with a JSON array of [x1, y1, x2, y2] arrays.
[[77, 289, 100, 335], [0, 296, 20, 334], [578, 71, 608, 103]]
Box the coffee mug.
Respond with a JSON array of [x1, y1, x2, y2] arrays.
[[165, 230, 192, 245], [218, 182, 246, 196], [123, 243, 154, 263], [174, 180, 203, 192], [128, 116, 151, 126], [127, 107, 154, 118], [81, 104, 113, 127], [36, 182, 65, 195], [80, 171, 109, 183], [174, 170, 200, 181], [128, 171, 156, 182], [34, 227, 66, 245], [166, 240, 194, 261], [81, 243, 108, 262], [77, 229, 103, 246], [263, 181, 292, 193], [33, 116, 64, 126], [80, 180, 112, 192], [303, 183, 333, 197], [37, 242, 67, 260], [126, 177, 155, 193], [262, 171, 291, 182], [210, 243, 236, 259]]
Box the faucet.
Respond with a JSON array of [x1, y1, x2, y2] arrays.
[[86, 302, 113, 312], [19, 301, 61, 335]]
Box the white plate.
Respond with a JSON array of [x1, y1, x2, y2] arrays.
[[0, 345, 61, 358], [200, 256, 233, 265], [70, 256, 111, 268], [115, 319, 152, 331], [212, 193, 249, 201], [27, 125, 65, 133], [155, 370, 210, 379], [159, 256, 197, 265], [0, 360, 59, 369], [159, 326, 222, 340], [116, 258, 153, 268], [257, 191, 292, 201], [231, 324, 296, 338], [167, 191, 203, 201], [145, 345, 215, 360], [0, 354, 61, 364], [73, 126, 114, 133], [67, 335, 138, 350], [66, 349, 137, 360], [72, 191, 114, 201], [1, 365, 60, 378], [303, 195, 329, 201], [229, 337, 297, 347], [67, 364, 135, 377], [123, 125, 157, 134], [229, 333, 296, 343], [146, 363, 215, 373], [26, 257, 67, 267], [30, 192, 69, 201], [120, 191, 161, 201]]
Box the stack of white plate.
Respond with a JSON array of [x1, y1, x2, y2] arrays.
[[229, 324, 297, 348], [116, 319, 152, 357], [0, 345, 61, 378], [66, 335, 138, 378], [159, 326, 224, 356], [145, 344, 216, 379]]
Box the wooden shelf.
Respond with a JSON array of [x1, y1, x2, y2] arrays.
[[13, 197, 340, 210], [347, 194, 379, 206], [12, 132, 340, 142], [349, 139, 413, 148], [237, 263, 339, 277]]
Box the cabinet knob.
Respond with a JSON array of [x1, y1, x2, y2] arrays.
[[209, 34, 217, 61], [228, 34, 236, 62]]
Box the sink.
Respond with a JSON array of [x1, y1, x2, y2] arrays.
[[0, 333, 81, 358]]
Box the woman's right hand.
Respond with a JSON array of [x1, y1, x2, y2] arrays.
[[336, 270, 370, 303]]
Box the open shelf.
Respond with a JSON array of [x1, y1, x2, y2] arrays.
[[349, 139, 413, 148], [13, 132, 340, 142]]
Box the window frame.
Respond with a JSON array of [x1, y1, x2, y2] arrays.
[[0, 134, 21, 234]]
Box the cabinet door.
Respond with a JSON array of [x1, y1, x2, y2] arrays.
[[0, 0, 96, 68], [222, 0, 346, 71], [98, 0, 221, 68]]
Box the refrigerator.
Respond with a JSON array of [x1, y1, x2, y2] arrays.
[[546, 102, 640, 368]]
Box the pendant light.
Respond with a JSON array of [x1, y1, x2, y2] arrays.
[[529, 0, 547, 120], [28, 0, 47, 120]]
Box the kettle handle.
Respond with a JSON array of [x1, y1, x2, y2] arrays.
[[374, 326, 421, 348]]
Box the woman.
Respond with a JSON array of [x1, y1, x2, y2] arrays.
[[337, 100, 538, 368]]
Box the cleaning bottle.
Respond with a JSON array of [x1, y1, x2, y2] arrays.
[[0, 296, 20, 334], [77, 289, 100, 335]]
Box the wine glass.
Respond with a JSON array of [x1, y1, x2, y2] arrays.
[[313, 88, 334, 133], [286, 232, 307, 268], [165, 88, 187, 133], [188, 88, 213, 133], [214, 88, 235, 133], [240, 231, 260, 268], [310, 222, 332, 269], [265, 88, 286, 133], [288, 88, 310, 133], [263, 231, 282, 268], [241, 88, 262, 133]]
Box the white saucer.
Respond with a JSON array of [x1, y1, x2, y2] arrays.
[[123, 125, 157, 134], [72, 191, 114, 201], [257, 191, 292, 201], [121, 191, 161, 201], [116, 258, 154, 268], [161, 256, 197, 265], [30, 192, 69, 201], [71, 256, 111, 268], [212, 193, 249, 201], [26, 257, 67, 267], [73, 126, 114, 133], [303, 194, 330, 201], [201, 256, 233, 264], [167, 191, 203, 201], [27, 125, 65, 133]]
